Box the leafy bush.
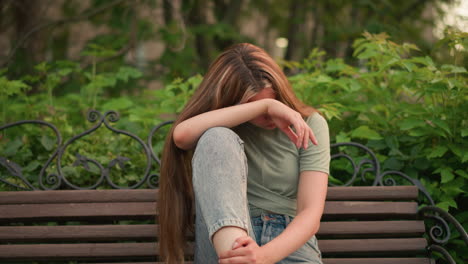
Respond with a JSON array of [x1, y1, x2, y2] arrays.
[[285, 30, 467, 262]]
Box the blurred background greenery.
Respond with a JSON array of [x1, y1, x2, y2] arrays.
[[1, 0, 467, 84], [0, 0, 467, 262]]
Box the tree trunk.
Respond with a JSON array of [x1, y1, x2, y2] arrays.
[[285, 0, 306, 62]]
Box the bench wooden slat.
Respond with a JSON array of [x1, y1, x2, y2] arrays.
[[83, 260, 434, 264], [326, 186, 418, 201], [0, 243, 161, 260], [318, 221, 425, 238], [0, 201, 417, 222], [0, 189, 158, 204], [0, 186, 418, 205], [0, 202, 157, 221], [322, 258, 434, 264], [0, 225, 159, 242], [323, 201, 418, 219], [0, 221, 425, 242], [319, 238, 427, 255], [87, 262, 430, 264], [0, 238, 427, 260]]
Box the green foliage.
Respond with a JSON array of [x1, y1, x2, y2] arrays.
[[286, 30, 467, 263]]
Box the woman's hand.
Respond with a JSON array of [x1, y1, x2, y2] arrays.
[[218, 236, 271, 264], [266, 99, 318, 149]]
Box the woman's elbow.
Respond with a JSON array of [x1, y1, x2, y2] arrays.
[[173, 125, 193, 150], [312, 222, 320, 235], [172, 125, 187, 150]]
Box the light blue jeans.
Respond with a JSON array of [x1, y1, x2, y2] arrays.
[[192, 127, 322, 263]]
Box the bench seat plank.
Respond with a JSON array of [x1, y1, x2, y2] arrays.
[[322, 258, 434, 264], [0, 201, 418, 222], [0, 186, 418, 205], [0, 238, 427, 260], [84, 259, 434, 264], [326, 186, 418, 201], [0, 202, 157, 221], [318, 221, 425, 238], [318, 238, 427, 254], [323, 201, 418, 219], [0, 221, 425, 242], [0, 189, 158, 204]]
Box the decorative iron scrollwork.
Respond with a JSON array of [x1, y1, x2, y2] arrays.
[[0, 110, 174, 190], [419, 206, 468, 246], [0, 120, 62, 190], [330, 142, 380, 186], [330, 142, 434, 205]]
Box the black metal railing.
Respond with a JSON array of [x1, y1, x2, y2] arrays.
[[1, 110, 466, 263]]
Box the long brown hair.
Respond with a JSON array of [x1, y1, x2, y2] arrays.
[[159, 43, 315, 263]]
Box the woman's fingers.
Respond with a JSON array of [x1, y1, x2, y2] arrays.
[[309, 126, 318, 145], [302, 126, 309, 149], [280, 125, 299, 146], [219, 236, 259, 263], [218, 256, 246, 264], [268, 101, 318, 148], [232, 236, 253, 249]]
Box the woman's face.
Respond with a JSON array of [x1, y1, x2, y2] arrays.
[[247, 87, 277, 130]]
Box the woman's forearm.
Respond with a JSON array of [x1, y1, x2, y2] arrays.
[[259, 209, 321, 263], [261, 171, 327, 263], [173, 99, 273, 150]]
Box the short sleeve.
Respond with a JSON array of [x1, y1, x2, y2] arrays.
[[299, 112, 330, 174]]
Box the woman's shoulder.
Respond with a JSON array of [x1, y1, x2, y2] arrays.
[[305, 112, 328, 127]]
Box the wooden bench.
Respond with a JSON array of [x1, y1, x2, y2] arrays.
[[1, 110, 466, 263], [0, 186, 434, 263]]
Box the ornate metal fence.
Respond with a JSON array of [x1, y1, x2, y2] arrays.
[[1, 110, 466, 263]]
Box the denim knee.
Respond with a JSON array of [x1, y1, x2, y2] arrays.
[[195, 127, 244, 154], [192, 127, 247, 180]]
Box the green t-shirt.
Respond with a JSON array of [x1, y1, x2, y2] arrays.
[[234, 112, 330, 217]]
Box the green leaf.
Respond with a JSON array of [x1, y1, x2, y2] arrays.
[[335, 132, 350, 143], [325, 59, 346, 72], [23, 160, 41, 172], [454, 170, 468, 179], [315, 74, 333, 83], [436, 199, 457, 210], [463, 152, 468, 163], [427, 146, 448, 158], [350, 126, 382, 140], [102, 97, 134, 111], [3, 138, 23, 157], [348, 79, 362, 92], [442, 178, 465, 197], [398, 118, 425, 130], [435, 167, 455, 183], [401, 61, 416, 72], [435, 201, 451, 211], [328, 174, 345, 185], [441, 64, 467, 73], [116, 66, 142, 82], [431, 119, 451, 136], [448, 144, 463, 159], [461, 128, 468, 137], [408, 128, 429, 137], [41, 135, 56, 151], [383, 157, 404, 170]]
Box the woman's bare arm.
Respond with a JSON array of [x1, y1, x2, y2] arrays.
[[173, 99, 317, 150], [258, 171, 328, 262]]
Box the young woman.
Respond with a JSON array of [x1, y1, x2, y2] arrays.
[[159, 43, 330, 264]]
